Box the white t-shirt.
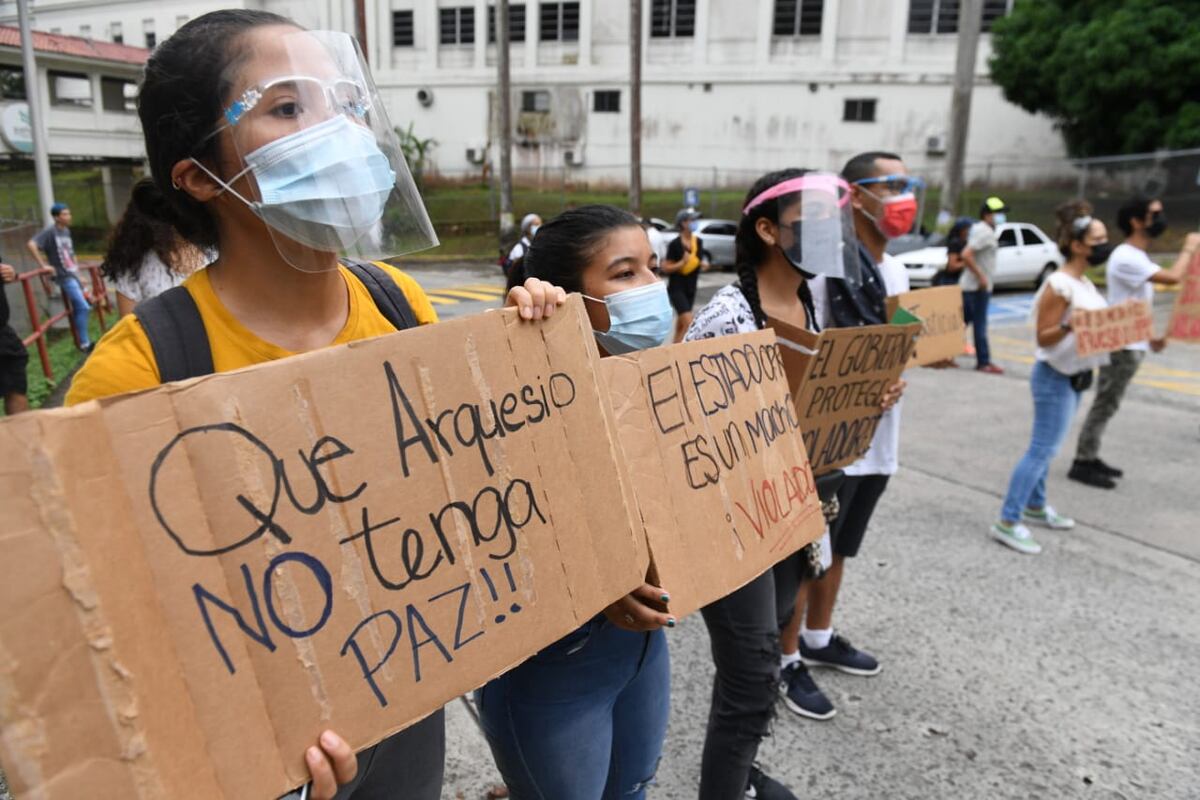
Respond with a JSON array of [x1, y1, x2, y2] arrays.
[[646, 227, 669, 269], [961, 221, 998, 292], [684, 282, 832, 571], [508, 237, 531, 264], [1105, 242, 1160, 352], [1034, 270, 1109, 375], [808, 254, 910, 477]]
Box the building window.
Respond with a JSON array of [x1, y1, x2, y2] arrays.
[[772, 0, 823, 36], [176, 14, 188, 30], [488, 4, 527, 42], [79, 24, 91, 37], [100, 76, 137, 112], [843, 98, 876, 123], [0, 66, 25, 100], [981, 0, 1011, 31], [392, 10, 415, 46], [593, 89, 620, 112], [439, 7, 475, 45], [651, 0, 696, 38], [909, 0, 1010, 34], [110, 21, 123, 44], [539, 2, 579, 42], [143, 18, 156, 49], [49, 27, 61, 34], [49, 71, 93, 107], [522, 90, 550, 113]]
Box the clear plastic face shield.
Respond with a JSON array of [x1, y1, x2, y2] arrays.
[[743, 172, 859, 283], [852, 174, 926, 240], [199, 29, 437, 273]]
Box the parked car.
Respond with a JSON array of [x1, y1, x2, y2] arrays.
[[662, 218, 739, 269], [897, 222, 1063, 288]]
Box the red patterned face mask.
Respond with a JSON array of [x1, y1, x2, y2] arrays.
[[866, 192, 918, 239]]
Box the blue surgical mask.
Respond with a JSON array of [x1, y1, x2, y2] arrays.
[[992, 212, 1007, 226], [689, 221, 700, 232], [192, 115, 396, 252], [584, 281, 674, 354]]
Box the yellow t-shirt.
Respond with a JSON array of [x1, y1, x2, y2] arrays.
[[66, 262, 438, 406]]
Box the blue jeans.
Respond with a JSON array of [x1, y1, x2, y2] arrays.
[[1000, 360, 1080, 522], [961, 288, 991, 367], [60, 275, 92, 347], [475, 616, 670, 800]]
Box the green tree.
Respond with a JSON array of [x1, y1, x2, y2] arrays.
[[990, 0, 1200, 157], [394, 122, 437, 189]]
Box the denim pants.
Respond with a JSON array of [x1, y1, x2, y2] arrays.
[[1000, 360, 1080, 522], [698, 553, 804, 800], [60, 275, 92, 347], [961, 288, 991, 367], [475, 616, 670, 800]]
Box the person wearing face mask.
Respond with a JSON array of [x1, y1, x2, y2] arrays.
[[780, 152, 914, 720], [477, 205, 674, 800], [991, 201, 1111, 554], [1068, 195, 1200, 488], [65, 12, 566, 800], [662, 208, 712, 343], [685, 168, 862, 800], [960, 195, 1008, 374]]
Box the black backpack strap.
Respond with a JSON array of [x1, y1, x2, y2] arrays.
[[343, 260, 419, 331], [134, 286, 214, 382]]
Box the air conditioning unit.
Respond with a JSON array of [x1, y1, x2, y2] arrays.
[[563, 147, 585, 167], [416, 87, 434, 108], [926, 134, 947, 155], [465, 145, 487, 165]]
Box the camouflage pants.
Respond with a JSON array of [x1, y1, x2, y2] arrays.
[[1076, 349, 1145, 461]]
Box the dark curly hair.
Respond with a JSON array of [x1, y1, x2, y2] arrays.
[[101, 178, 199, 284]]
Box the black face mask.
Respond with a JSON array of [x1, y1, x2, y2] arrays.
[[1086, 241, 1114, 266], [1146, 211, 1167, 238]]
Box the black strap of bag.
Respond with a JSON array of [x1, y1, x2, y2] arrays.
[[134, 260, 418, 382]]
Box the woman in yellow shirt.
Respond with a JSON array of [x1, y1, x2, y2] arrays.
[[67, 10, 564, 799]]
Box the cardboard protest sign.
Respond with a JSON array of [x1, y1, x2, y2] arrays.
[[886, 286, 965, 367], [1167, 251, 1200, 342], [601, 330, 824, 617], [0, 297, 647, 800], [770, 318, 920, 475], [1072, 299, 1154, 358]]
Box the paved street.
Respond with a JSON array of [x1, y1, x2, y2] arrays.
[[405, 262, 1200, 800]]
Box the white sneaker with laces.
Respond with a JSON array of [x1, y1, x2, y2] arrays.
[[1022, 505, 1075, 530]]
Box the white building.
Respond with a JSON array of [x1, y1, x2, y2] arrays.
[[0, 0, 1068, 187]]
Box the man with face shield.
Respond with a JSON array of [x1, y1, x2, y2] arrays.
[[66, 13, 567, 800], [780, 152, 915, 721]]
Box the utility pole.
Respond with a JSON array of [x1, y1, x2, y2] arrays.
[[17, 0, 54, 227], [629, 0, 642, 215], [497, 0, 515, 238], [353, 0, 368, 63], [941, 0, 982, 219]]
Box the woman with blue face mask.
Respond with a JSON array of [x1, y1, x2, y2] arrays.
[[65, 10, 565, 800], [476, 205, 675, 800]]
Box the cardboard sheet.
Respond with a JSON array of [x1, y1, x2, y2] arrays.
[[1072, 299, 1155, 358], [600, 330, 824, 617], [1167, 251, 1200, 342], [0, 297, 647, 799], [886, 286, 965, 367], [770, 318, 920, 475]]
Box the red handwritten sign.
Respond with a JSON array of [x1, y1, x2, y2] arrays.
[[1167, 251, 1200, 342], [1073, 300, 1155, 358]]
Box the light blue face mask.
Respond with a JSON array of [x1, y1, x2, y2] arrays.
[[192, 115, 396, 253], [992, 212, 1008, 225], [584, 281, 674, 355]]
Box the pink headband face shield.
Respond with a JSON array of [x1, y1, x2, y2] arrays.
[[743, 173, 860, 283]]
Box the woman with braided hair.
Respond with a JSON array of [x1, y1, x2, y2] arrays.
[[683, 167, 855, 800]]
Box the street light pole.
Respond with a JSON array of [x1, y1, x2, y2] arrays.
[[629, 0, 642, 215], [497, 0, 515, 238], [16, 0, 54, 227], [941, 0, 982, 219]]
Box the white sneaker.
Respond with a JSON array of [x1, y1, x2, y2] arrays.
[[1022, 505, 1075, 530], [990, 521, 1043, 554]]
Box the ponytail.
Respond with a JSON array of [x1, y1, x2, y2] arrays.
[[102, 178, 182, 283]]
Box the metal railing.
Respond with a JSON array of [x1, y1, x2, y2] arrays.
[[13, 262, 110, 381]]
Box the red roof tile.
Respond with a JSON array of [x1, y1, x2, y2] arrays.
[[0, 25, 149, 66]]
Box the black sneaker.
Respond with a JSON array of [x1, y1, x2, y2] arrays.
[[1068, 459, 1117, 489], [800, 633, 881, 676], [779, 661, 836, 720], [745, 764, 798, 800], [1092, 458, 1124, 478]]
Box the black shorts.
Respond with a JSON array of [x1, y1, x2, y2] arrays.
[[667, 271, 700, 313], [0, 326, 28, 397], [829, 473, 891, 558]]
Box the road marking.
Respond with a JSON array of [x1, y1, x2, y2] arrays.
[[427, 288, 502, 301]]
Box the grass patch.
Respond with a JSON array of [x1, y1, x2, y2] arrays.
[[16, 316, 104, 412]]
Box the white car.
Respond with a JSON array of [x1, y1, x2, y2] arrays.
[[662, 218, 739, 269], [898, 222, 1064, 288]]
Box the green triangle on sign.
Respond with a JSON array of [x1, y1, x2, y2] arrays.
[[890, 305, 923, 326]]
